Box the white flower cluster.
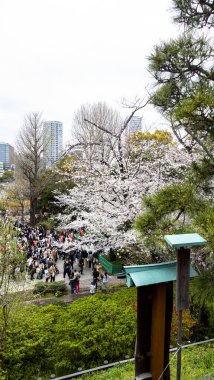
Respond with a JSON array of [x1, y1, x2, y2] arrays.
[[56, 132, 195, 250]]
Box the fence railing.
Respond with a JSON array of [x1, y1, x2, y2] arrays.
[[40, 338, 214, 380]]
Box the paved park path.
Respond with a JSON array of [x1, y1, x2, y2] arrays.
[[17, 256, 125, 295], [51, 257, 125, 290]]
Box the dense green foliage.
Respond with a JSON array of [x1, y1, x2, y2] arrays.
[[33, 281, 67, 295], [38, 156, 75, 216], [0, 276, 212, 380], [146, 0, 214, 247], [148, 1, 214, 158], [0, 171, 14, 183], [172, 0, 214, 29], [134, 0, 214, 326], [0, 284, 212, 379], [135, 181, 214, 253], [0, 289, 137, 379]]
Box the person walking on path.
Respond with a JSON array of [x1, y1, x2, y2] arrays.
[[79, 257, 84, 274], [96, 262, 102, 279], [92, 267, 99, 289], [89, 281, 95, 295], [44, 265, 49, 282], [69, 272, 76, 294], [63, 260, 71, 279], [49, 264, 56, 282], [74, 270, 81, 293], [88, 252, 92, 269], [101, 271, 108, 292]]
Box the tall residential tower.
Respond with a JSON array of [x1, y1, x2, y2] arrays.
[[43, 121, 63, 168]]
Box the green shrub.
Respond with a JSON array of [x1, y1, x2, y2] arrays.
[[55, 290, 63, 297], [1, 288, 137, 379], [33, 281, 67, 295], [33, 282, 46, 294], [1, 286, 212, 380]]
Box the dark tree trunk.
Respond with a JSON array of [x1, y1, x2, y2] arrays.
[[30, 197, 38, 226], [21, 202, 25, 222]]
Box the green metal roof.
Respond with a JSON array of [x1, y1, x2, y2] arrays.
[[164, 233, 207, 249], [124, 261, 177, 274], [124, 261, 198, 287]]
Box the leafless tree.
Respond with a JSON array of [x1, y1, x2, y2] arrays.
[[16, 113, 47, 225], [71, 98, 150, 174], [72, 102, 123, 167]]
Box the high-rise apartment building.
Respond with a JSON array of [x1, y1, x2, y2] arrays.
[[127, 116, 142, 135], [0, 142, 15, 170], [43, 121, 63, 168]]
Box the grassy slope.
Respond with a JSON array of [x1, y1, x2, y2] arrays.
[[79, 344, 214, 380]]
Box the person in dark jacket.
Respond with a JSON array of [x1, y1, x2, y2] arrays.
[[69, 272, 76, 294], [92, 268, 99, 289], [63, 260, 71, 279]]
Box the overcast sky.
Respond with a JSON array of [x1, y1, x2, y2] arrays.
[[0, 0, 179, 147]]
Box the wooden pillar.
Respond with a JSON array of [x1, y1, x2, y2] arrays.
[[163, 282, 173, 380], [135, 285, 153, 378], [135, 282, 173, 380], [150, 282, 173, 380], [151, 283, 166, 380], [176, 248, 190, 310], [176, 248, 190, 380]]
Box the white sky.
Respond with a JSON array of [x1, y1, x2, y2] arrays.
[[0, 0, 179, 147]]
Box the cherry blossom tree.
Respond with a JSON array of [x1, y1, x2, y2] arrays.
[[56, 114, 195, 254]]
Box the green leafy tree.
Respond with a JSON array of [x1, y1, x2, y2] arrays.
[[148, 1, 214, 160], [172, 0, 214, 29], [0, 171, 14, 183], [0, 220, 26, 378], [135, 181, 214, 255], [139, 0, 214, 311], [135, 180, 214, 334], [38, 155, 75, 215]]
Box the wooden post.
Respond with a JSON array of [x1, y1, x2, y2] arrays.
[[135, 286, 153, 379], [151, 283, 166, 380], [176, 248, 190, 380], [164, 282, 173, 380], [176, 248, 190, 310], [177, 309, 183, 380], [135, 282, 173, 380], [150, 282, 173, 380], [163, 234, 207, 380]]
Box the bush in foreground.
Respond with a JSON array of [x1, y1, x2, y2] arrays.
[[1, 289, 137, 379], [33, 280, 67, 295]]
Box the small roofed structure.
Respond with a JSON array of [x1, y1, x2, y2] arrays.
[[164, 233, 207, 249], [124, 260, 197, 289], [164, 233, 207, 380], [123, 260, 198, 380]]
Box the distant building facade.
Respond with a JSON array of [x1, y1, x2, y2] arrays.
[[0, 142, 15, 170], [43, 121, 63, 168], [127, 116, 142, 136], [0, 162, 4, 177]]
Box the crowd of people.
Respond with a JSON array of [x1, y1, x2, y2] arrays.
[[16, 224, 108, 294]]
